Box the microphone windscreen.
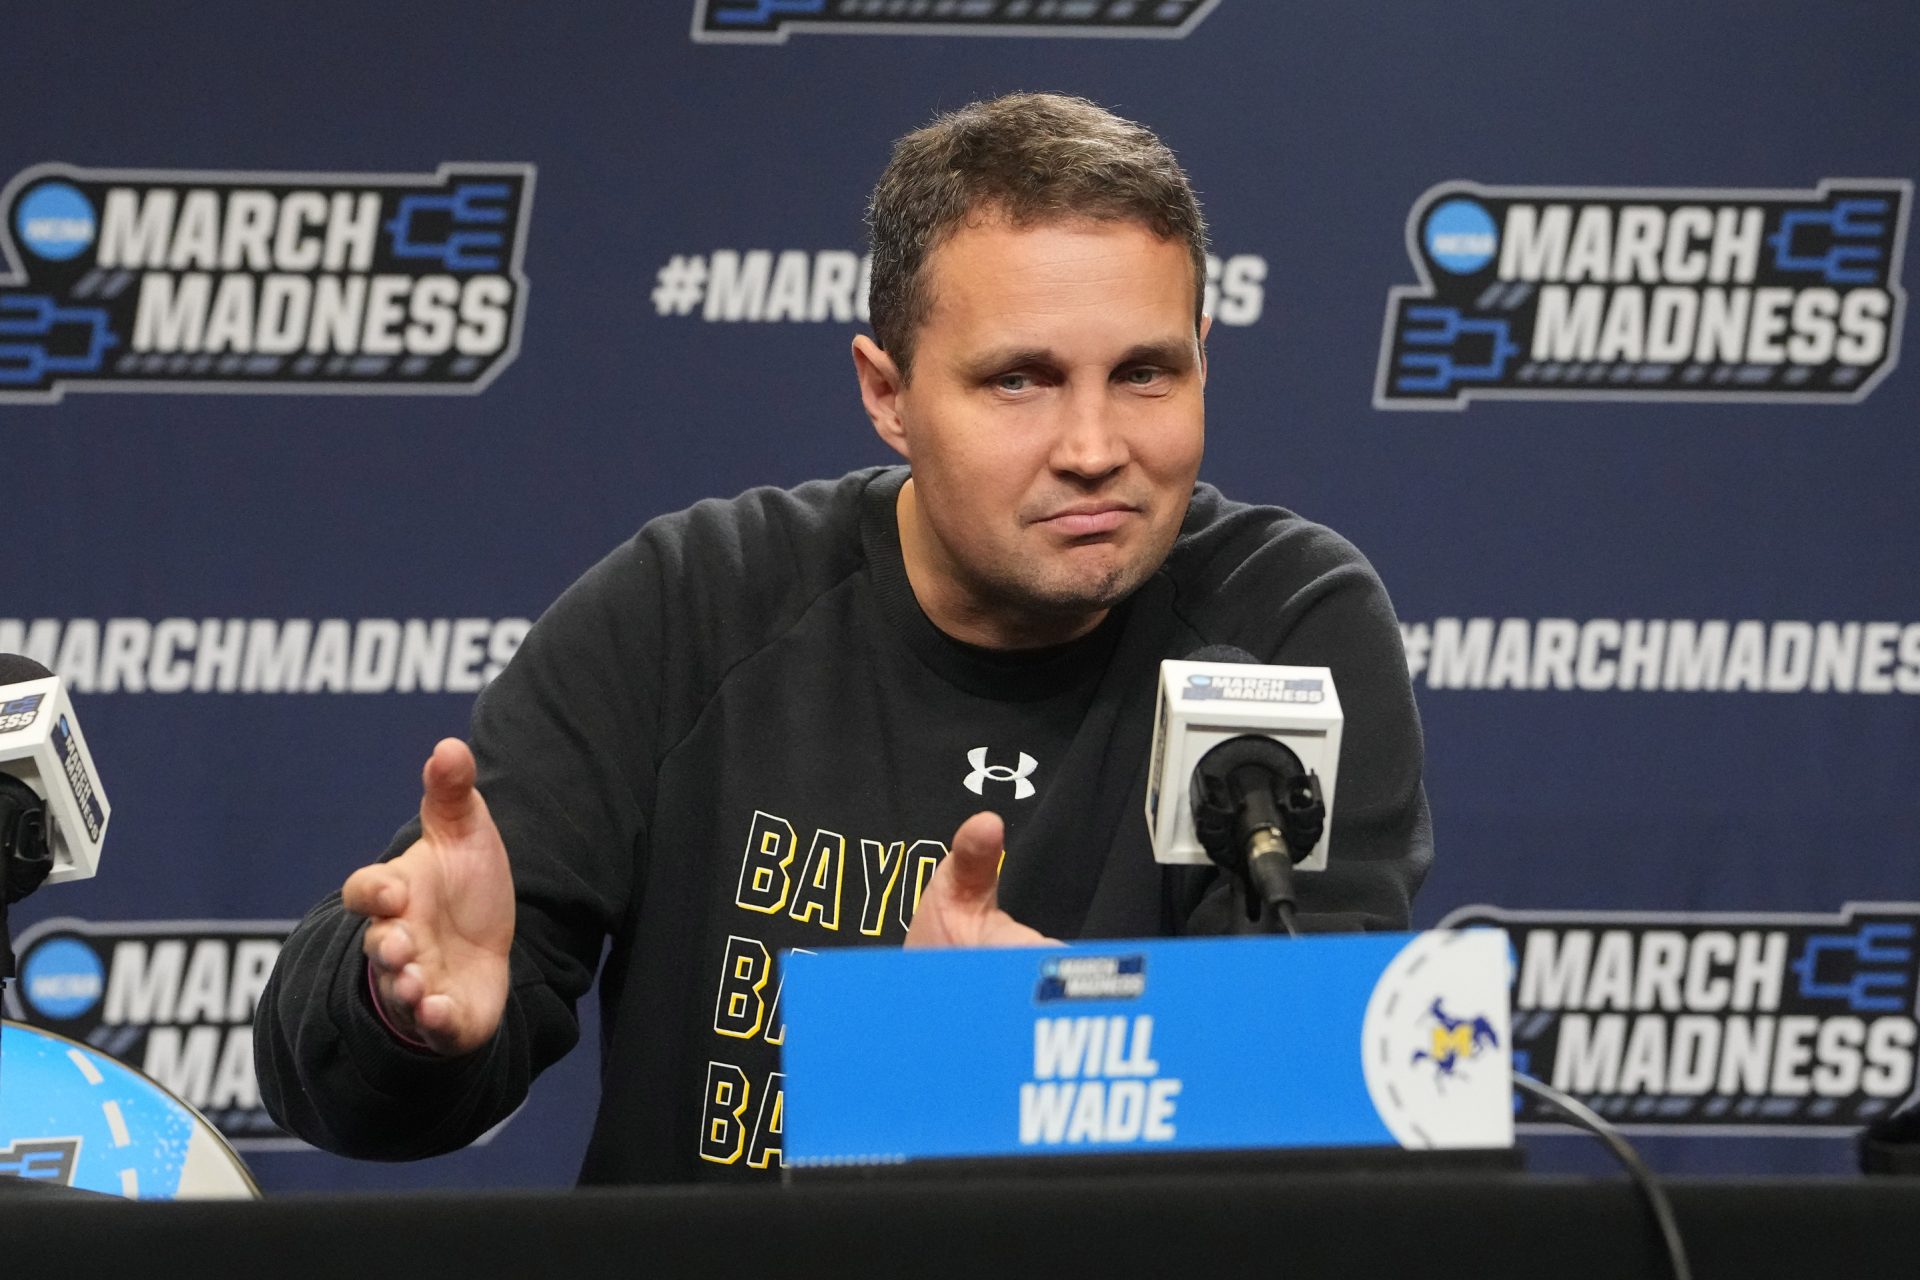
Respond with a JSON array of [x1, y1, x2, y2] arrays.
[[0, 653, 55, 685]]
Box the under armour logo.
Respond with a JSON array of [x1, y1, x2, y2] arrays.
[[964, 748, 1038, 800]]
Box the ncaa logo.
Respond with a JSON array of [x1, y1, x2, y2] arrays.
[[14, 181, 94, 260], [18, 936, 106, 1020], [964, 747, 1038, 800]]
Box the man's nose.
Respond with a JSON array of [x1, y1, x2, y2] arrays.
[[1048, 386, 1130, 480]]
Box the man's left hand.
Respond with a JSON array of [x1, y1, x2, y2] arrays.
[[905, 811, 1059, 947]]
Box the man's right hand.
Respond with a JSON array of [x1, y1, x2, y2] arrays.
[[342, 738, 515, 1057], [905, 811, 1057, 948]]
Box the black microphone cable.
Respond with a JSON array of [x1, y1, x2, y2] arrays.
[[1513, 1071, 1692, 1280], [1189, 734, 1324, 937]]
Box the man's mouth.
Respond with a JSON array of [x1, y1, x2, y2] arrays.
[[1037, 502, 1138, 537]]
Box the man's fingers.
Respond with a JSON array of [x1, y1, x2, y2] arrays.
[[364, 920, 416, 973], [939, 811, 1007, 905], [417, 994, 456, 1034], [906, 811, 1054, 950], [342, 864, 407, 918], [420, 737, 487, 839], [391, 963, 426, 1006], [378, 924, 414, 971]]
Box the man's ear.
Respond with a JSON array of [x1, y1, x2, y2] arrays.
[[852, 334, 910, 459], [1198, 314, 1213, 386]]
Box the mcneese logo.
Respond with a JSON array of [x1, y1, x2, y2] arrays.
[[3, 917, 296, 1146], [1441, 902, 1920, 1132], [692, 0, 1219, 43], [1376, 179, 1910, 409], [1411, 1000, 1500, 1083], [0, 163, 533, 402]]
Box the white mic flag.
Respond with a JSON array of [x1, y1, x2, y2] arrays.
[[1145, 657, 1341, 871], [1, 662, 109, 885]]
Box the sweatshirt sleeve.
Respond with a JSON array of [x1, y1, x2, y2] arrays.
[[254, 532, 664, 1159], [1175, 509, 1434, 935]]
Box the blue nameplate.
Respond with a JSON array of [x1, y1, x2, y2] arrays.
[[782, 931, 1511, 1168]]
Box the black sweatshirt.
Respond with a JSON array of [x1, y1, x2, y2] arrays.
[[255, 466, 1432, 1183]]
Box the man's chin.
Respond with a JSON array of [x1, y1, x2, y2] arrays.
[[1026, 562, 1147, 617]]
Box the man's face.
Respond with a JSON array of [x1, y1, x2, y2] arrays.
[[856, 213, 1207, 649]]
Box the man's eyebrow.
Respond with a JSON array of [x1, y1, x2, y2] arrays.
[[1116, 340, 1198, 369], [957, 346, 1057, 379], [956, 340, 1196, 379]]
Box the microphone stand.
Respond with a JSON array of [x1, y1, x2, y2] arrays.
[[1189, 736, 1325, 938]]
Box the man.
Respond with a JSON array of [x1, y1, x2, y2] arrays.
[[255, 93, 1431, 1183]]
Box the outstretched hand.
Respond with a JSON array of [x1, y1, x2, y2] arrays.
[[341, 738, 515, 1056], [905, 811, 1058, 948]]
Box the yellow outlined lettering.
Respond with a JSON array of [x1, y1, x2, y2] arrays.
[[896, 839, 947, 933], [857, 839, 904, 936], [787, 828, 846, 931], [698, 1061, 751, 1165], [735, 810, 797, 914], [747, 1071, 786, 1170], [712, 936, 772, 1040]]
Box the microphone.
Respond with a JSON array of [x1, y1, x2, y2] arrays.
[[1, 654, 110, 982], [1145, 646, 1340, 934]]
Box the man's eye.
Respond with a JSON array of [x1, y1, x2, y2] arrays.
[[1120, 366, 1165, 386], [993, 372, 1031, 392]]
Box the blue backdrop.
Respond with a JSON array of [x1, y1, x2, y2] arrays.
[[3, 2, 1915, 1192]]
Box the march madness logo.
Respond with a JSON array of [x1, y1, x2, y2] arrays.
[[692, 0, 1219, 43], [1376, 180, 1910, 409], [0, 692, 43, 734], [0, 1137, 79, 1185], [1441, 903, 1920, 1132], [4, 917, 297, 1146], [0, 163, 533, 402], [1181, 673, 1324, 704], [1035, 954, 1147, 1003]]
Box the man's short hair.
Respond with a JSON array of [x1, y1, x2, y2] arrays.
[[866, 92, 1210, 379]]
